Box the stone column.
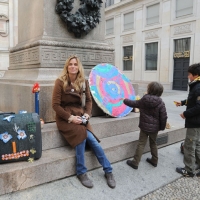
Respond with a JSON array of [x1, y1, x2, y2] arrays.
[[9, 0, 18, 48], [193, 0, 200, 63], [134, 7, 143, 81], [0, 0, 114, 122], [0, 0, 9, 74], [159, 0, 171, 86]]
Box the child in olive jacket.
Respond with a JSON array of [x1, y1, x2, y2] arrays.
[[175, 63, 200, 177], [123, 82, 167, 169]]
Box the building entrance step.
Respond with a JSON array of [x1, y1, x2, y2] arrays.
[[42, 112, 139, 150], [0, 126, 185, 195]]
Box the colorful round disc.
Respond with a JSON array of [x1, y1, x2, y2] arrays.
[[89, 63, 136, 117]]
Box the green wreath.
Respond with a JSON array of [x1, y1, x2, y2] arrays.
[[55, 0, 103, 38]]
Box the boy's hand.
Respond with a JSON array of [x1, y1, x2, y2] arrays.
[[119, 98, 125, 101], [174, 101, 181, 107], [180, 113, 185, 119]]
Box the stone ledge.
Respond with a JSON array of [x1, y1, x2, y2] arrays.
[[42, 112, 140, 150], [0, 127, 186, 195], [10, 40, 115, 53]]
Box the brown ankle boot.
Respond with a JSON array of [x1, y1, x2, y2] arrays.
[[105, 173, 116, 188], [77, 173, 93, 188]]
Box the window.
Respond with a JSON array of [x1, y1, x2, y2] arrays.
[[105, 0, 114, 8], [106, 18, 114, 35], [123, 46, 133, 71], [174, 38, 191, 52], [145, 42, 158, 70], [146, 3, 159, 25], [124, 12, 134, 31], [176, 0, 193, 18]]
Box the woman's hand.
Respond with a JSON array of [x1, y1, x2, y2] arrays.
[[72, 116, 82, 124], [83, 113, 90, 120]]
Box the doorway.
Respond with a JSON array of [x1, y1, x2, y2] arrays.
[[173, 38, 190, 91], [173, 58, 189, 91]]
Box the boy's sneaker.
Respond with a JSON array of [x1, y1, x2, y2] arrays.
[[126, 160, 138, 169], [176, 167, 195, 177], [196, 171, 200, 177], [195, 164, 200, 170], [146, 158, 157, 167]]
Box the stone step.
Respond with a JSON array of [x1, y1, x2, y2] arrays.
[[0, 126, 186, 195], [42, 112, 139, 150]]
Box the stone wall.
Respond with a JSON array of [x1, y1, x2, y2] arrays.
[[0, 0, 9, 72], [0, 0, 115, 122], [0, 0, 18, 73]]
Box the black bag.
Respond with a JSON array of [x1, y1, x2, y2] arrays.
[[0, 112, 42, 163]]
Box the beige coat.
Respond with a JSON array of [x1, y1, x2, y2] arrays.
[[52, 79, 100, 148]]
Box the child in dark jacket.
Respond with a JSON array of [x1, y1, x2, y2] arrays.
[[123, 82, 167, 169], [175, 63, 200, 177]]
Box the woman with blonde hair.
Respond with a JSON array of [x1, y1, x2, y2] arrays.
[[52, 55, 116, 189]]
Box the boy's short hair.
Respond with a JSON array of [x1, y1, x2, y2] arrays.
[[147, 82, 163, 97], [188, 63, 200, 76]]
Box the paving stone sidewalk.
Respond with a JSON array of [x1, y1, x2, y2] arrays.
[[1, 141, 198, 200], [139, 176, 200, 200]]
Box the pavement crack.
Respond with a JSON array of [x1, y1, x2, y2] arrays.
[[69, 180, 78, 189]]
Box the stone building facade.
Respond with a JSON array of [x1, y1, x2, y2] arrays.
[[0, 0, 18, 76], [1, 0, 200, 91], [0, 0, 114, 122], [105, 0, 200, 90]]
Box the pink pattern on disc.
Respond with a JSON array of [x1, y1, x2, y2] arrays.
[[89, 63, 136, 117]]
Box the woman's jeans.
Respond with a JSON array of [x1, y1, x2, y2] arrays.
[[75, 130, 112, 175]]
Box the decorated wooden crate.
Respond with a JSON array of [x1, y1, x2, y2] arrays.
[[0, 113, 42, 163]]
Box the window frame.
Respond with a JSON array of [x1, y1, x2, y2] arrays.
[[123, 11, 134, 31], [174, 38, 191, 53], [105, 18, 114, 35], [145, 42, 159, 71], [123, 45, 133, 71], [146, 3, 160, 26], [175, 0, 194, 18], [105, 0, 114, 8], [172, 0, 196, 21]]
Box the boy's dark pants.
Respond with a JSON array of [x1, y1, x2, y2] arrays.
[[184, 128, 200, 173], [133, 130, 158, 166]]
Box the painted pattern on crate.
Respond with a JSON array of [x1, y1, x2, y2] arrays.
[[0, 113, 40, 163]]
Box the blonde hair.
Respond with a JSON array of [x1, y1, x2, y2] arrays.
[[59, 55, 85, 92]]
